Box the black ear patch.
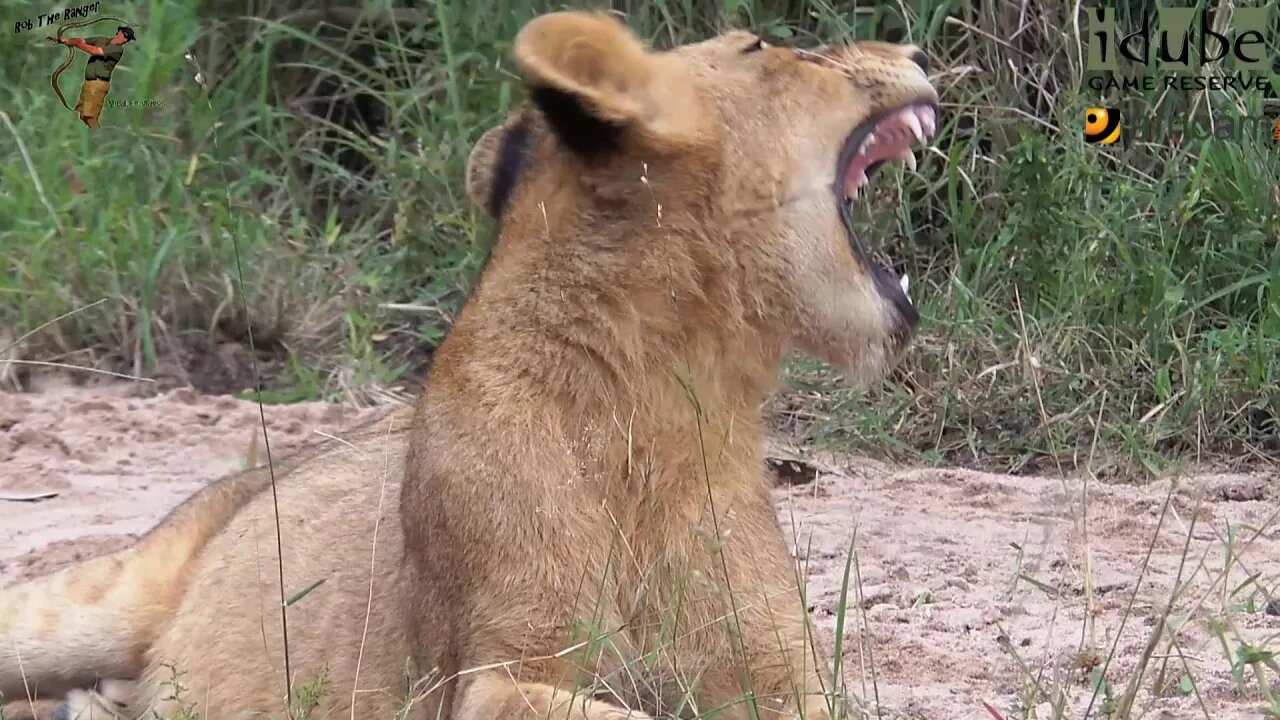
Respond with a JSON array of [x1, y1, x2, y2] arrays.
[[529, 85, 623, 157], [487, 115, 533, 220]]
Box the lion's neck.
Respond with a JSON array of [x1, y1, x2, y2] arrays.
[[434, 214, 780, 496]]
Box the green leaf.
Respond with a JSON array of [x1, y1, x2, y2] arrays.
[[285, 578, 328, 608]]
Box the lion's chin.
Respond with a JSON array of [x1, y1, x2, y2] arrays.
[[832, 352, 897, 388], [797, 312, 915, 388]]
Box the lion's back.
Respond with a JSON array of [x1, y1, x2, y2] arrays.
[[135, 410, 421, 718]]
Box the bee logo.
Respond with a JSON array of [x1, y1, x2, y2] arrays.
[[1084, 107, 1121, 145]]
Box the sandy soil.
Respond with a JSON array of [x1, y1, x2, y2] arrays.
[[2, 383, 1277, 719]]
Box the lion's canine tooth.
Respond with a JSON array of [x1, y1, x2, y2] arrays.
[[901, 110, 924, 143]]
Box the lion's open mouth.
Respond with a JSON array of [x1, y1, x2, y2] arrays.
[[835, 100, 938, 311]]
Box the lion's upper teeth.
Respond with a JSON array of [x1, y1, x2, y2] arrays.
[[899, 273, 911, 303], [901, 110, 924, 142], [842, 102, 937, 202], [917, 106, 936, 136]]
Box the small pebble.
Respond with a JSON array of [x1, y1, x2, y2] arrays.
[[857, 564, 887, 585], [909, 587, 936, 606], [867, 603, 899, 621], [858, 584, 895, 607]]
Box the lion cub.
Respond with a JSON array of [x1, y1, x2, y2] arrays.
[[400, 11, 937, 720]]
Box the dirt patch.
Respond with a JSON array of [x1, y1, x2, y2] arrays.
[[781, 463, 1280, 719], [2, 385, 1277, 719], [0, 380, 388, 584]]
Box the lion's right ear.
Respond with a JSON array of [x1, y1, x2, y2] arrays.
[[513, 11, 698, 156]]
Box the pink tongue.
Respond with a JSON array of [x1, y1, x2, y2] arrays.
[[842, 130, 912, 198]]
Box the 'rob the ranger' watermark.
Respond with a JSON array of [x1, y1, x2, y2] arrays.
[[1086, 4, 1273, 93]]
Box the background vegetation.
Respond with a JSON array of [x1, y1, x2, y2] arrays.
[[0, 0, 1276, 478]]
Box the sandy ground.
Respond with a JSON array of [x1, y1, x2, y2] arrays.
[[2, 383, 1277, 720]]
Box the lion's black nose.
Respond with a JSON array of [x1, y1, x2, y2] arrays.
[[908, 49, 930, 73]]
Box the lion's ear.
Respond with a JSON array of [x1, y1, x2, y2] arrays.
[[466, 112, 535, 220], [466, 124, 509, 218], [513, 12, 688, 155]]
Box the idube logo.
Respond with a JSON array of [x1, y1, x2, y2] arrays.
[[1086, 5, 1272, 92]]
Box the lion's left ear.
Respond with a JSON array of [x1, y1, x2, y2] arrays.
[[466, 124, 507, 215], [513, 11, 696, 155], [466, 112, 535, 220]]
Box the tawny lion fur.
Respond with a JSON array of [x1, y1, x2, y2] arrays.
[[1, 12, 937, 720]]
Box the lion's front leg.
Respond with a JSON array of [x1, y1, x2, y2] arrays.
[[454, 672, 653, 720], [709, 590, 844, 720], [691, 486, 849, 720]]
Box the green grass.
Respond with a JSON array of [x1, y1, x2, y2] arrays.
[[0, 0, 1277, 477]]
